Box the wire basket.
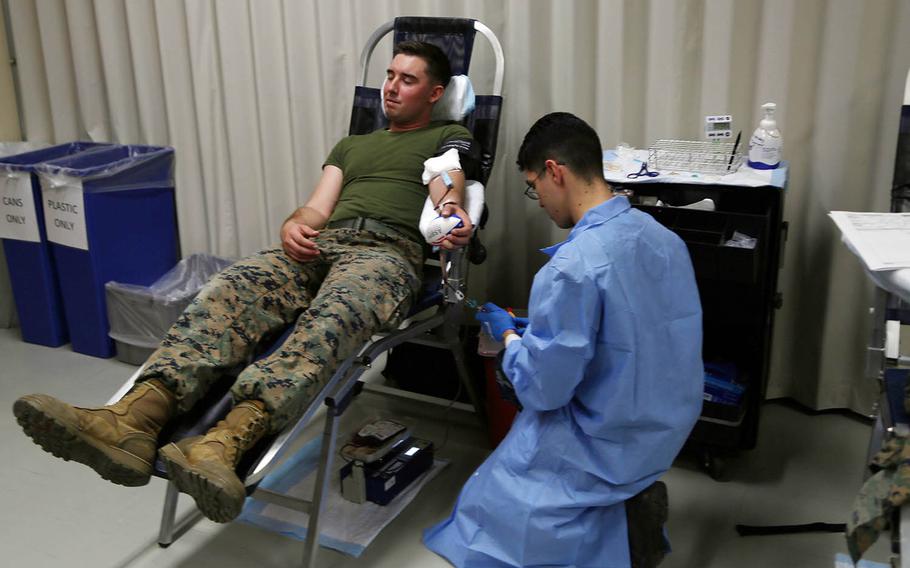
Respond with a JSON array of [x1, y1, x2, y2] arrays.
[[648, 139, 744, 175]]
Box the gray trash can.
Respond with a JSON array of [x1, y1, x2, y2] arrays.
[[105, 253, 234, 365]]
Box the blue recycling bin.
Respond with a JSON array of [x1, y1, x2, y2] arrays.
[[0, 142, 107, 346], [36, 145, 179, 358]]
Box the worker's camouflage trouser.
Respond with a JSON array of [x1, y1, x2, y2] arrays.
[[138, 228, 423, 433], [846, 435, 910, 562]]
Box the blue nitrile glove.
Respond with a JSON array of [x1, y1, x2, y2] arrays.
[[513, 316, 530, 336], [475, 302, 517, 341]]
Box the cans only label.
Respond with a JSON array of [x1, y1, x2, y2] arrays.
[[0, 172, 41, 243], [41, 175, 88, 250]]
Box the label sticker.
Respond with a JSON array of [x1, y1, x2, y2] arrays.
[[41, 175, 88, 250], [0, 172, 41, 243]]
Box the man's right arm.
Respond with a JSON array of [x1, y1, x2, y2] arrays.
[[280, 165, 343, 262], [503, 260, 601, 411]]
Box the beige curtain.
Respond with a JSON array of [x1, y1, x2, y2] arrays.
[[6, 0, 910, 414]]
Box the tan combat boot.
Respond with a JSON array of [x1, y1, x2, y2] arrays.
[[13, 379, 176, 486], [158, 400, 268, 523]]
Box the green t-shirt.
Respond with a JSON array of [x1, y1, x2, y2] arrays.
[[324, 121, 473, 245]]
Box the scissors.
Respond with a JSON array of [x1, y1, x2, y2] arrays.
[[627, 162, 660, 179]]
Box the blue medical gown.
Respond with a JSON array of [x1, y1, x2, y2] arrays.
[[423, 196, 703, 567]]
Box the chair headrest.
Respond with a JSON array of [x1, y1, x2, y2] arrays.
[[431, 75, 475, 121], [381, 75, 476, 121]]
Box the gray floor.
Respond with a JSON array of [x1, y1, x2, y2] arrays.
[[0, 327, 892, 567]]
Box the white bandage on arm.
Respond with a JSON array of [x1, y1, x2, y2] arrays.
[[419, 180, 485, 244], [421, 148, 462, 186]]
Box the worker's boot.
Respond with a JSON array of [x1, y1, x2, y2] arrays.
[[13, 379, 176, 486], [158, 400, 268, 523]]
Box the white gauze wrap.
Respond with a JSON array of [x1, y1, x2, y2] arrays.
[[421, 148, 461, 185], [419, 179, 484, 245]]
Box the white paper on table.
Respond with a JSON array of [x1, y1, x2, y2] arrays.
[[829, 211, 910, 271], [601, 148, 785, 188]]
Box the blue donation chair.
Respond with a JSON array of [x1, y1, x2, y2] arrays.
[[109, 16, 505, 567]]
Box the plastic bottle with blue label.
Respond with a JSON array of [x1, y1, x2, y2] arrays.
[[747, 102, 782, 170]]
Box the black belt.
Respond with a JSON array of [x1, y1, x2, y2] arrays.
[[326, 217, 409, 241]]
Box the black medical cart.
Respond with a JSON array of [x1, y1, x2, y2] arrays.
[[612, 178, 787, 478]]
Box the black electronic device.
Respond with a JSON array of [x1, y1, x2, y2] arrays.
[[352, 419, 406, 447], [341, 418, 410, 464], [340, 437, 434, 505]]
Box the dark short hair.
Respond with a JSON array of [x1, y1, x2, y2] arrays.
[[393, 40, 452, 88], [516, 112, 605, 183]]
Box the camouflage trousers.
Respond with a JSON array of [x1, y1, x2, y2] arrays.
[[138, 228, 423, 433], [846, 435, 910, 562]]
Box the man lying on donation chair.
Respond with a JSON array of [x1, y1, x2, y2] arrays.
[[13, 40, 483, 524]]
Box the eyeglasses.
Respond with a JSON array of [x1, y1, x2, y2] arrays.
[[524, 173, 541, 200], [523, 162, 564, 200]]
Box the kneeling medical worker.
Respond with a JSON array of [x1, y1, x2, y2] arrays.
[[423, 112, 704, 567]]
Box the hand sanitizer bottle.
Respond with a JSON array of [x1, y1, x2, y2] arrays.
[[747, 102, 782, 169]]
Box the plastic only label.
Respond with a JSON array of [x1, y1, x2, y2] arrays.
[[41, 175, 88, 250], [0, 172, 41, 243]]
